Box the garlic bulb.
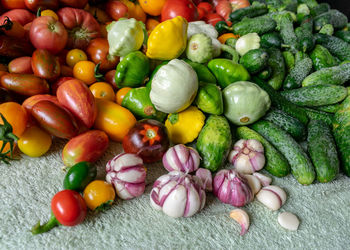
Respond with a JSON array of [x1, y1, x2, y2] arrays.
[[150, 171, 206, 218], [213, 169, 253, 207], [228, 139, 265, 174], [195, 168, 213, 192], [162, 144, 200, 173], [106, 153, 146, 200]]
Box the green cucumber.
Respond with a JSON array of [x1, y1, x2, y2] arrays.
[[295, 25, 315, 53], [309, 45, 338, 71], [261, 32, 282, 49], [302, 63, 350, 87], [297, 0, 318, 9], [316, 103, 342, 113], [279, 12, 299, 52], [264, 108, 306, 141], [304, 108, 334, 126], [252, 76, 309, 125], [314, 34, 350, 61], [282, 51, 295, 72], [266, 48, 286, 90], [250, 120, 315, 185], [239, 48, 269, 74], [319, 24, 334, 36], [281, 84, 348, 107], [283, 57, 312, 90], [233, 15, 277, 36], [236, 126, 290, 177], [307, 120, 339, 183], [310, 3, 330, 17], [196, 115, 232, 172], [335, 30, 350, 43], [314, 10, 348, 31], [257, 66, 272, 80], [229, 2, 268, 22]]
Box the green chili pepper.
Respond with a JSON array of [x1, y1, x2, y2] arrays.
[[195, 82, 223, 115], [215, 21, 234, 35], [183, 59, 216, 83], [0, 113, 18, 164], [63, 162, 97, 192], [115, 51, 150, 88]]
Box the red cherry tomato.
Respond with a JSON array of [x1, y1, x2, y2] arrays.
[[51, 190, 87, 227], [161, 0, 199, 22], [106, 0, 129, 21], [86, 38, 119, 72]]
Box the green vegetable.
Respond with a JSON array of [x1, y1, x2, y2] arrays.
[[183, 59, 216, 83], [319, 24, 334, 36], [221, 44, 240, 63], [0, 113, 18, 164], [186, 33, 213, 64], [264, 108, 306, 141], [257, 67, 272, 80], [250, 120, 315, 185], [316, 103, 342, 113], [233, 15, 277, 36], [196, 115, 232, 172], [314, 10, 348, 31], [215, 21, 233, 35], [281, 84, 348, 107], [63, 162, 97, 192], [297, 0, 318, 9], [207, 59, 250, 88], [296, 3, 310, 23], [302, 63, 350, 87], [261, 32, 282, 49], [283, 57, 312, 90], [294, 50, 308, 63], [309, 45, 338, 71], [146, 61, 169, 89], [295, 22, 315, 52], [239, 48, 269, 74], [303, 107, 334, 126], [195, 82, 223, 115], [115, 51, 149, 88], [266, 48, 286, 90], [229, 2, 268, 22], [279, 12, 299, 52], [314, 33, 350, 61], [236, 126, 290, 177], [335, 30, 350, 43], [282, 51, 295, 72], [235, 33, 261, 57], [307, 120, 339, 183], [310, 3, 330, 17]]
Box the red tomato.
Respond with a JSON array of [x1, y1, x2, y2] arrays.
[[59, 0, 88, 9], [106, 1, 129, 21], [31, 49, 61, 80], [24, 0, 59, 12], [29, 16, 68, 55], [1, 73, 49, 96], [51, 190, 87, 227], [0, 9, 35, 26], [198, 2, 213, 13], [57, 7, 101, 50], [51, 76, 74, 95], [204, 12, 224, 26], [0, 35, 34, 58], [56, 79, 97, 128], [22, 94, 60, 113], [86, 38, 119, 72], [1, 0, 26, 10], [104, 70, 117, 90], [161, 0, 199, 22], [8, 57, 33, 74]]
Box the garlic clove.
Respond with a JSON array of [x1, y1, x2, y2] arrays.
[[162, 185, 187, 218], [256, 185, 287, 210], [195, 168, 213, 192], [246, 139, 264, 152], [183, 184, 201, 217], [234, 154, 253, 174], [112, 153, 143, 171], [114, 181, 134, 200], [230, 209, 250, 236], [116, 166, 146, 183], [278, 212, 300, 231], [158, 181, 178, 205], [244, 174, 261, 195], [253, 172, 272, 186], [234, 139, 246, 149]]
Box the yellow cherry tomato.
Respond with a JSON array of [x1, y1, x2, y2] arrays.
[[89, 82, 115, 101], [83, 180, 116, 211], [116, 87, 132, 105], [73, 60, 96, 85], [41, 10, 59, 20], [18, 126, 52, 157], [66, 49, 88, 68]]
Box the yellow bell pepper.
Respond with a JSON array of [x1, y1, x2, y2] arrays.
[[146, 16, 188, 60], [165, 106, 205, 144]]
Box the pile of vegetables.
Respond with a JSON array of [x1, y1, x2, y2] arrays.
[[0, 0, 349, 236]]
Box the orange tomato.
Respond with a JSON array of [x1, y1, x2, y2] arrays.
[[94, 99, 136, 142], [139, 0, 166, 16], [89, 82, 115, 101], [41, 10, 59, 20], [120, 0, 146, 23], [73, 60, 96, 85], [218, 33, 240, 44], [116, 87, 132, 105], [146, 18, 160, 33]]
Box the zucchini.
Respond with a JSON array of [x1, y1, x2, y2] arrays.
[[266, 48, 286, 90], [335, 30, 350, 43], [196, 115, 232, 172], [302, 63, 350, 87], [239, 48, 269, 74], [314, 10, 348, 31], [310, 3, 330, 17], [304, 108, 334, 126], [307, 120, 339, 183], [314, 33, 350, 61], [279, 12, 299, 52], [309, 45, 338, 71], [233, 15, 277, 36], [282, 51, 295, 72], [252, 76, 309, 125], [229, 2, 268, 22], [281, 84, 348, 107], [283, 57, 312, 90], [261, 32, 282, 49], [263, 108, 306, 141], [250, 120, 315, 185], [236, 126, 290, 177]]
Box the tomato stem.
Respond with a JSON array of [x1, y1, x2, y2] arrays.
[[0, 113, 18, 164], [31, 212, 60, 235], [94, 63, 105, 81], [0, 17, 13, 31]]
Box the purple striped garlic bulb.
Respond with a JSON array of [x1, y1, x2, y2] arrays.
[[106, 153, 146, 200], [213, 169, 253, 207], [162, 144, 200, 173], [150, 171, 206, 218], [228, 139, 265, 174]]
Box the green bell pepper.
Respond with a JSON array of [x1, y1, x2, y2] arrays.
[[115, 51, 150, 88], [121, 86, 167, 122], [207, 59, 250, 88], [183, 59, 216, 83], [195, 82, 223, 115], [63, 162, 97, 192], [146, 60, 169, 89]]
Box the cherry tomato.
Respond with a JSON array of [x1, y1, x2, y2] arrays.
[[1, 0, 26, 9], [146, 18, 160, 33], [0, 102, 28, 137], [51, 190, 87, 226], [73, 60, 97, 85], [60, 65, 73, 77], [86, 38, 119, 72], [66, 49, 88, 68], [106, 0, 129, 21], [161, 0, 198, 22], [41, 9, 59, 20], [104, 69, 117, 90], [89, 82, 115, 101], [116, 87, 131, 105], [139, 0, 166, 16], [24, 0, 59, 12], [83, 180, 115, 211], [18, 126, 52, 157]]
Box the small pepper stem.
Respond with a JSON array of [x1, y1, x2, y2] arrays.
[[221, 44, 240, 64], [31, 213, 60, 235]]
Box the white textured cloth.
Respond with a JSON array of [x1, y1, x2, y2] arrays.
[[1, 139, 350, 249]]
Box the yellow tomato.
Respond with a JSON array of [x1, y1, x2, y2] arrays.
[[138, 0, 166, 16], [41, 10, 59, 20], [83, 180, 116, 211], [17, 126, 52, 157], [94, 99, 136, 142], [89, 82, 115, 101], [73, 60, 96, 85], [66, 49, 88, 68], [116, 87, 132, 105]]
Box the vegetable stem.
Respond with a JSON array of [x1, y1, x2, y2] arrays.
[[31, 213, 60, 235]]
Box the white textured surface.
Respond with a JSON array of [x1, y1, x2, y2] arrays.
[[1, 139, 350, 249]]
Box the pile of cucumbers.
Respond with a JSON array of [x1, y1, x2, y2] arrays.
[[209, 0, 350, 185]]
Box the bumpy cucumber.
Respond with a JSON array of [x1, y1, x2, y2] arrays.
[[316, 103, 342, 113], [196, 115, 232, 172], [310, 3, 330, 17], [266, 48, 286, 90], [250, 120, 315, 185], [283, 57, 312, 90], [314, 34, 350, 61], [281, 84, 348, 107], [229, 2, 268, 22], [296, 16, 315, 52], [264, 108, 306, 141], [314, 10, 348, 31], [236, 126, 290, 177], [307, 120, 339, 183], [239, 48, 269, 74], [297, 0, 318, 9], [335, 30, 350, 43], [304, 108, 334, 126], [282, 51, 295, 72], [233, 15, 277, 36], [261, 32, 282, 49], [257, 66, 272, 80], [279, 13, 299, 52], [310, 45, 338, 71]]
